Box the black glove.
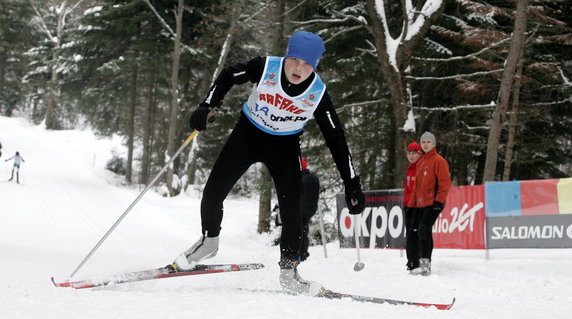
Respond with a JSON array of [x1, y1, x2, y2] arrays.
[[344, 177, 365, 215], [189, 103, 212, 131], [433, 201, 444, 214]]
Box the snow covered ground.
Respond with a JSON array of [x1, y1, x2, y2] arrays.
[[1, 115, 571, 318]]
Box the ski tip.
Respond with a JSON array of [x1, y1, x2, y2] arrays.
[[51, 276, 68, 288], [433, 297, 455, 310], [448, 297, 456, 310], [52, 276, 77, 288]]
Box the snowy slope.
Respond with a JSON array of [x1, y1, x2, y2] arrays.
[[0, 115, 571, 318]]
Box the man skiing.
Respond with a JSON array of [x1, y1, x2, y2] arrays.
[[5, 151, 25, 183], [172, 31, 366, 295]]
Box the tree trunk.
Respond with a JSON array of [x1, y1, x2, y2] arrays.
[[186, 74, 211, 186], [257, 0, 286, 234], [126, 62, 138, 184], [502, 47, 525, 181], [366, 126, 381, 189], [166, 0, 184, 196], [140, 74, 154, 185], [257, 165, 272, 234], [0, 50, 6, 110], [365, 0, 445, 187], [44, 0, 67, 130], [45, 56, 59, 130], [211, 0, 240, 84], [186, 0, 242, 187], [483, 0, 528, 182]]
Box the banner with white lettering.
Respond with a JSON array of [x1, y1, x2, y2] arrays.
[[337, 190, 406, 249], [487, 214, 572, 248], [433, 185, 486, 249]]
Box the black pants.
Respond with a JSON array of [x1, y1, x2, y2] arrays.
[[201, 119, 303, 262], [406, 206, 441, 265]]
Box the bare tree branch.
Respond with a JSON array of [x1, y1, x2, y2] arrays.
[[415, 103, 495, 112], [282, 0, 311, 17], [324, 25, 365, 44], [525, 97, 572, 106], [406, 69, 504, 80], [143, 0, 197, 54], [413, 36, 512, 62], [335, 98, 389, 113], [143, 0, 176, 36], [29, 0, 57, 43]]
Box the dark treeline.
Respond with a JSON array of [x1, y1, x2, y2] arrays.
[[1, 1, 570, 208]]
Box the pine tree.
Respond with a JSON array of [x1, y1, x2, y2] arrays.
[[0, 0, 35, 116]]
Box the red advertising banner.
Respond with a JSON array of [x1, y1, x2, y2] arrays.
[[433, 185, 486, 249], [520, 179, 560, 215]]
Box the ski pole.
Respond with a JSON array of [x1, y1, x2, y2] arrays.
[[69, 130, 200, 278], [353, 213, 365, 271], [317, 208, 328, 259]]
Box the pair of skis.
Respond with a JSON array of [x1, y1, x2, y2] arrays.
[[51, 263, 264, 289], [51, 263, 455, 310]]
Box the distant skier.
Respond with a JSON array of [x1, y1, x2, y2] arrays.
[[0, 141, 2, 158], [5, 151, 25, 183]]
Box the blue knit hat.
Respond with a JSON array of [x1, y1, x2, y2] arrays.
[[285, 31, 326, 69]]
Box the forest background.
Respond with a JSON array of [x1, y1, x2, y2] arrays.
[[1, 0, 570, 232]]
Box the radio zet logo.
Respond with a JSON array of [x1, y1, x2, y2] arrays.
[[433, 202, 483, 234]]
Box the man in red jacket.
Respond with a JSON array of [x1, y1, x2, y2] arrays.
[[403, 141, 423, 271], [407, 132, 451, 276]]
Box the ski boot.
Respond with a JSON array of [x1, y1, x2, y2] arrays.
[[410, 258, 431, 276], [279, 259, 323, 296], [173, 235, 219, 271]]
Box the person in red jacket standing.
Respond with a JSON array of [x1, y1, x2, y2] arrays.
[[403, 141, 423, 271], [407, 132, 451, 276]]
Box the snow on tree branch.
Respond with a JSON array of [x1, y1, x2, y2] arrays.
[[372, 0, 444, 69]]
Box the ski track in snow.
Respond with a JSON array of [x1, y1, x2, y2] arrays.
[[1, 115, 571, 319]]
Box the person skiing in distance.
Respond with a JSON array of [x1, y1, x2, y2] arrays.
[[173, 31, 366, 296], [0, 141, 3, 158], [299, 158, 320, 262], [407, 132, 451, 276], [5, 151, 25, 184]]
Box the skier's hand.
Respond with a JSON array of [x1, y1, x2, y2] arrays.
[[344, 177, 365, 215], [189, 103, 213, 131], [433, 201, 444, 214]]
